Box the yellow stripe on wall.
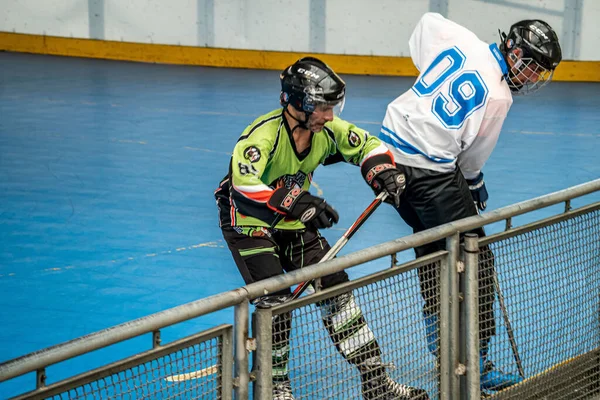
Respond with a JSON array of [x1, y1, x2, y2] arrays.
[[1, 32, 598, 82]]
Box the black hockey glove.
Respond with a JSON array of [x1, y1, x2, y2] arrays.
[[466, 172, 488, 211], [361, 156, 405, 208], [268, 188, 339, 230]]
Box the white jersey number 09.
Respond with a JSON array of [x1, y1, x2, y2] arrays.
[[412, 47, 488, 129]]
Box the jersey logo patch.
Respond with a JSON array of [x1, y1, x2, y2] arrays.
[[244, 146, 261, 163], [348, 130, 362, 147], [274, 171, 308, 190]]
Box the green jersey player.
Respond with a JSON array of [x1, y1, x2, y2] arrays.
[[215, 57, 428, 400]]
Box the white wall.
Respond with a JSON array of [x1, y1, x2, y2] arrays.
[[579, 0, 600, 61], [1, 0, 597, 60]]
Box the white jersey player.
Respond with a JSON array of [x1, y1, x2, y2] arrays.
[[375, 13, 562, 392], [381, 12, 514, 182]]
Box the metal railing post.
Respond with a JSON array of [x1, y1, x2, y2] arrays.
[[464, 234, 480, 399], [446, 232, 461, 399], [252, 305, 273, 400], [221, 327, 234, 400], [234, 300, 250, 400]]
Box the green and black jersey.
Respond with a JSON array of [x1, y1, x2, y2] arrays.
[[215, 108, 393, 230]]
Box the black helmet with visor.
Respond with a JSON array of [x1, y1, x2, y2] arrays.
[[280, 57, 346, 122], [499, 20, 562, 95]]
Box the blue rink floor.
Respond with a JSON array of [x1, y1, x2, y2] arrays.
[[0, 52, 599, 398]]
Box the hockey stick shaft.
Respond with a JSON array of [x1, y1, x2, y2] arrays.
[[290, 191, 388, 300], [477, 207, 525, 378], [493, 269, 525, 378]]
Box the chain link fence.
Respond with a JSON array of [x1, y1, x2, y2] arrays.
[[482, 205, 600, 399], [8, 326, 233, 400], [261, 256, 442, 400], [250, 200, 600, 399]]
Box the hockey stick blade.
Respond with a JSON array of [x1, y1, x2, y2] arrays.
[[164, 365, 218, 382]]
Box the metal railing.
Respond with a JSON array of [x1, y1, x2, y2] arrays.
[[1, 178, 600, 399], [477, 203, 600, 399], [12, 326, 234, 400]]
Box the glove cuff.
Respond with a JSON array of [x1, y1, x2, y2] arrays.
[[267, 187, 308, 214], [466, 172, 484, 188], [361, 154, 395, 184]]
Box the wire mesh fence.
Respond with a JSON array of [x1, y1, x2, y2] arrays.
[[45, 344, 220, 400], [16, 326, 233, 400], [482, 206, 600, 399], [268, 256, 443, 400]]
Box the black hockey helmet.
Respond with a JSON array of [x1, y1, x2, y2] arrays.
[[280, 57, 346, 115], [499, 19, 562, 95]]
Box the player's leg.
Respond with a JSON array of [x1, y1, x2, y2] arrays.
[[453, 174, 522, 390], [400, 166, 521, 391], [452, 178, 522, 391], [396, 169, 446, 364], [221, 226, 295, 400], [279, 229, 429, 400]]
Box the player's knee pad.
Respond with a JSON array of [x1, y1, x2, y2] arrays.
[[318, 292, 359, 332], [319, 293, 380, 362]]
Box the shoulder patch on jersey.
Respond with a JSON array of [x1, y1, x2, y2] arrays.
[[348, 130, 362, 147], [244, 146, 261, 163]]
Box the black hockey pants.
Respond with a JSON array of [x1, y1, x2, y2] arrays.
[[395, 164, 496, 342]]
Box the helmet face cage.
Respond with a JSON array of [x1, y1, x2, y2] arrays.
[[501, 20, 562, 95], [280, 57, 346, 117], [506, 54, 554, 95]]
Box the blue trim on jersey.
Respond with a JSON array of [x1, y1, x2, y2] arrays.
[[379, 126, 454, 164], [489, 43, 508, 75]]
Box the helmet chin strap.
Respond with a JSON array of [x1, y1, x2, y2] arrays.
[[284, 105, 312, 132]]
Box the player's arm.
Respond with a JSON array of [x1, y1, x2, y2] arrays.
[[325, 118, 405, 207], [458, 102, 510, 210], [229, 137, 280, 224]]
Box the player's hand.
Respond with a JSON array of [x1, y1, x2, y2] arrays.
[[292, 192, 339, 230], [268, 189, 339, 229], [364, 163, 405, 208], [466, 172, 488, 211]]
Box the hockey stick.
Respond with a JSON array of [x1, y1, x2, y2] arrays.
[[289, 191, 388, 300], [492, 269, 525, 378], [163, 192, 388, 382], [477, 208, 525, 378]]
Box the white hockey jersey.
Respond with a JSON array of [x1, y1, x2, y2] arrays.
[[380, 13, 513, 180]]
